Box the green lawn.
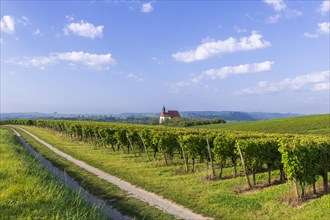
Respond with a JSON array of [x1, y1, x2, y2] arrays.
[[0, 128, 105, 219], [15, 125, 330, 220], [194, 114, 330, 135]]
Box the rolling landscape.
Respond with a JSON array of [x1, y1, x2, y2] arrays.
[[1, 0, 329, 219]]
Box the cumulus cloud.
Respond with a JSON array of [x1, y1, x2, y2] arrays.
[[141, 2, 153, 13], [263, 0, 302, 23], [312, 82, 330, 91], [318, 22, 330, 34], [172, 32, 270, 63], [173, 61, 274, 89], [304, 22, 330, 38], [203, 61, 274, 80], [237, 70, 330, 95], [64, 19, 104, 39], [7, 51, 115, 70], [263, 0, 286, 11], [0, 15, 15, 33], [319, 0, 330, 15], [56, 51, 114, 67], [8, 56, 55, 69], [303, 32, 319, 39]]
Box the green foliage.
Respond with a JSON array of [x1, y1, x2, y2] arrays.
[[279, 136, 330, 200], [213, 135, 237, 164], [163, 117, 226, 127], [0, 129, 104, 219]]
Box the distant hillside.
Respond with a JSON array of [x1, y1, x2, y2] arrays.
[[195, 114, 330, 135], [0, 111, 300, 123], [180, 111, 299, 121]]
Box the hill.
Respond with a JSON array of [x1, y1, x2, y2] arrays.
[[195, 114, 330, 135], [180, 111, 299, 121], [1, 111, 300, 124]]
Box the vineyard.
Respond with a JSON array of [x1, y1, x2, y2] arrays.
[[3, 118, 329, 204], [195, 114, 330, 135]]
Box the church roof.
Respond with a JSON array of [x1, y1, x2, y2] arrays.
[[167, 110, 180, 118]]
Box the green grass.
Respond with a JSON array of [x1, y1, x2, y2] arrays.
[[9, 126, 176, 220], [0, 128, 105, 219], [194, 114, 330, 135], [14, 125, 330, 220]]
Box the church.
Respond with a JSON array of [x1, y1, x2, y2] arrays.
[[159, 106, 180, 124]]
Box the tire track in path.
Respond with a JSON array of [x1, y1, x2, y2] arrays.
[[12, 128, 130, 220], [16, 127, 212, 220]]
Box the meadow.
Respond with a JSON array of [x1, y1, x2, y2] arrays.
[[0, 128, 105, 219]]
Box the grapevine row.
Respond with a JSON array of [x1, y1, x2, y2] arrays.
[[3, 119, 329, 201]]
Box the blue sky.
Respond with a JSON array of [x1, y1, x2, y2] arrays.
[[1, 0, 329, 115]]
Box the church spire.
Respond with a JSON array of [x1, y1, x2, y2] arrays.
[[162, 105, 166, 114]]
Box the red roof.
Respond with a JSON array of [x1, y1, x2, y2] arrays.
[[167, 110, 180, 118]]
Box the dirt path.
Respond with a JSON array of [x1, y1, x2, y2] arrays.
[[16, 127, 212, 220], [12, 128, 130, 220]]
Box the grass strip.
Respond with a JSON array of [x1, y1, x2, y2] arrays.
[[0, 128, 105, 219], [12, 126, 176, 220]]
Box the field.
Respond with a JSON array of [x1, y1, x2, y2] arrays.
[[8, 123, 330, 220], [194, 114, 330, 135], [0, 128, 104, 219]]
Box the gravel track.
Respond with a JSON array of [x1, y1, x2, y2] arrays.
[[16, 127, 212, 220], [12, 128, 130, 220]]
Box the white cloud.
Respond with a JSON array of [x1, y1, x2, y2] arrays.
[[172, 61, 274, 89], [64, 20, 104, 39], [318, 22, 330, 34], [56, 51, 114, 67], [7, 51, 115, 70], [33, 29, 43, 36], [233, 25, 247, 33], [203, 61, 274, 80], [285, 9, 303, 18], [266, 14, 281, 23], [304, 22, 330, 38], [0, 15, 15, 33], [263, 1, 302, 23], [263, 0, 286, 11], [127, 73, 145, 82], [237, 70, 330, 95], [172, 32, 271, 63], [18, 16, 30, 26], [313, 82, 330, 91], [65, 15, 74, 22], [141, 2, 153, 13], [8, 56, 56, 69], [303, 32, 319, 39], [319, 0, 330, 15]]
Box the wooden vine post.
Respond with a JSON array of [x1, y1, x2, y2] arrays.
[[237, 142, 252, 189], [206, 138, 216, 178]]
